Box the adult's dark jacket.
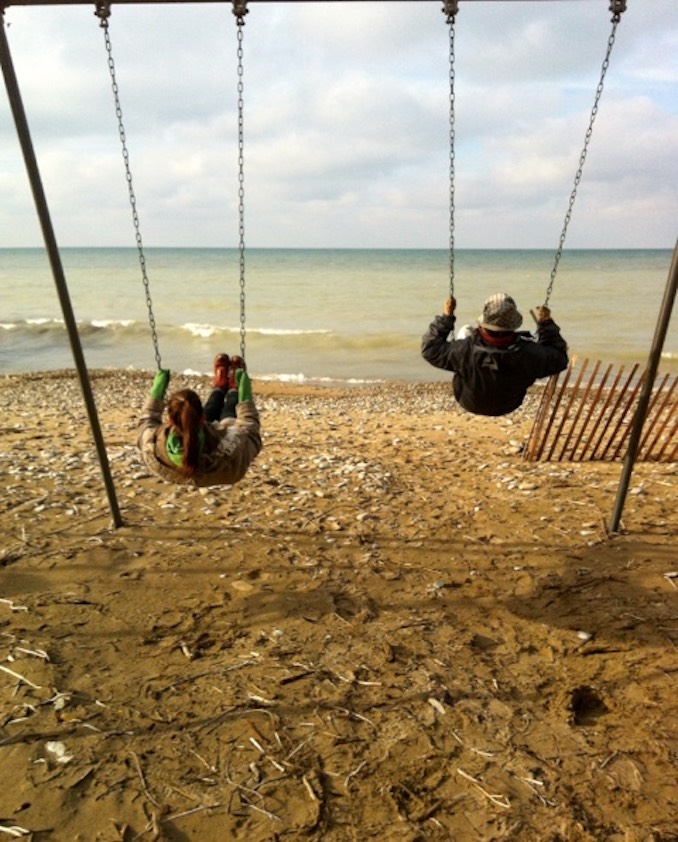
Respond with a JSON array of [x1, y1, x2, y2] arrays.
[[421, 314, 568, 416]]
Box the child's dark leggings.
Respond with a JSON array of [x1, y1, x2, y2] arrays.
[[203, 388, 238, 422]]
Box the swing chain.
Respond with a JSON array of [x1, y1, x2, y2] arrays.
[[234, 2, 247, 359], [544, 8, 625, 309], [95, 4, 162, 371], [443, 1, 458, 297]]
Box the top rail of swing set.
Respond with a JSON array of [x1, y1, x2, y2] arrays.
[[2, 0, 607, 6]]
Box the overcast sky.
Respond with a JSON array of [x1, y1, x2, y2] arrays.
[[1, 0, 676, 249]]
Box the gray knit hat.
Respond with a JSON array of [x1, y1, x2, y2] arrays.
[[478, 293, 523, 332]]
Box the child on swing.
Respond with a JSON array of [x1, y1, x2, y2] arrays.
[[137, 353, 261, 486], [421, 293, 568, 416]]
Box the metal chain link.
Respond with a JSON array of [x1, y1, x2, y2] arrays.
[[236, 16, 246, 359], [96, 7, 162, 371], [447, 14, 456, 297], [544, 12, 622, 308], [443, 1, 458, 298]]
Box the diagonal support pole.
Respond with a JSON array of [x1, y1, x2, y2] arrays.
[[1, 9, 122, 528], [609, 239, 678, 533]]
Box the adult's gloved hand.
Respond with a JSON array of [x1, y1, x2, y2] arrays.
[[443, 296, 456, 317], [150, 369, 170, 401], [235, 369, 253, 403], [535, 306, 552, 323]]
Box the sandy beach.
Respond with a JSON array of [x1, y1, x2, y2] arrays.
[[1, 369, 676, 841]]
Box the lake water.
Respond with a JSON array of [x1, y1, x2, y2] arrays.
[[2, 246, 676, 382]]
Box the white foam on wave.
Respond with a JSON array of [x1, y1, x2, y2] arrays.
[[258, 372, 383, 385], [182, 323, 225, 338], [252, 328, 331, 337], [91, 319, 136, 329], [180, 323, 331, 339]]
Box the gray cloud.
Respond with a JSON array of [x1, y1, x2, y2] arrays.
[[1, 0, 676, 248]]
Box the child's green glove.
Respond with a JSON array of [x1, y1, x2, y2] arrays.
[[235, 369, 253, 403], [150, 369, 170, 401]]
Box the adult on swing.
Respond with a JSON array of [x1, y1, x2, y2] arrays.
[[421, 293, 568, 417]]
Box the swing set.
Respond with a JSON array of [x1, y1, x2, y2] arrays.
[[1, 0, 675, 533]]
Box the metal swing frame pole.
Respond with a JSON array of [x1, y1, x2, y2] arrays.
[[609, 240, 678, 534], [0, 9, 123, 529]]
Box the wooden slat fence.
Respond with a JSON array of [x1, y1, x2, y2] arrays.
[[524, 359, 678, 462]]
